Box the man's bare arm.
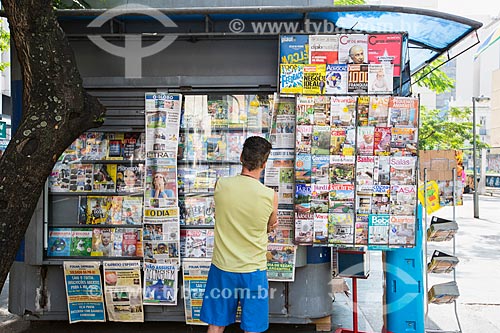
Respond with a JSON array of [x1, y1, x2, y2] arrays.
[[267, 191, 279, 232]]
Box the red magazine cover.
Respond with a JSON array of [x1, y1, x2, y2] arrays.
[[368, 33, 402, 76]]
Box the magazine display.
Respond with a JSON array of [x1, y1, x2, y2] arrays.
[[277, 33, 402, 96], [292, 92, 418, 248]]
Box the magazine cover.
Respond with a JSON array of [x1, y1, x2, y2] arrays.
[[356, 96, 370, 126], [313, 213, 329, 244], [69, 163, 93, 192], [357, 126, 375, 156], [311, 125, 331, 155], [390, 127, 418, 156], [294, 212, 314, 244], [207, 98, 229, 128], [389, 215, 415, 246], [47, 228, 72, 256], [185, 229, 212, 258], [355, 214, 369, 245], [368, 64, 394, 94], [267, 244, 297, 282], [116, 165, 144, 192], [107, 133, 124, 160], [84, 132, 108, 160], [328, 213, 354, 244], [295, 154, 312, 184], [296, 125, 312, 154], [309, 34, 339, 64], [374, 155, 391, 185], [330, 96, 356, 127], [330, 128, 347, 155], [280, 64, 304, 94], [368, 96, 390, 127], [205, 133, 227, 161], [368, 214, 390, 249], [143, 262, 178, 306], [311, 183, 330, 213], [93, 164, 117, 192], [356, 156, 375, 186], [390, 185, 417, 216], [372, 184, 391, 214], [312, 96, 331, 126], [311, 155, 330, 184], [122, 133, 143, 160], [86, 196, 112, 225], [120, 196, 142, 225], [356, 184, 373, 215], [91, 228, 114, 256], [374, 127, 392, 156], [347, 64, 368, 93], [389, 96, 419, 128], [338, 34, 368, 64], [109, 196, 123, 224], [329, 155, 355, 184], [296, 96, 315, 125], [325, 64, 348, 94], [389, 156, 417, 185], [279, 34, 309, 64], [226, 132, 244, 161], [368, 33, 402, 76], [295, 183, 311, 214], [303, 64, 326, 95]]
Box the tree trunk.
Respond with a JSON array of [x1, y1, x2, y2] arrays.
[[0, 0, 106, 291]]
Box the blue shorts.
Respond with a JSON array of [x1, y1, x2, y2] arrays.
[[200, 264, 269, 332]]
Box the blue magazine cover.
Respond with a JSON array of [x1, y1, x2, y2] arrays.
[[280, 34, 309, 64]]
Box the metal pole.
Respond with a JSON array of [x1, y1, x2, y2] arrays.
[[472, 97, 479, 218]]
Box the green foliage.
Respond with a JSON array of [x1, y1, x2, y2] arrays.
[[418, 106, 488, 150], [0, 26, 9, 72], [413, 58, 455, 94], [334, 0, 366, 5]]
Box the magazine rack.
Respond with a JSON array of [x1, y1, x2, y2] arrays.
[[423, 168, 462, 333]]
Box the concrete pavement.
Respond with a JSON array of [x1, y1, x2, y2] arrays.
[[1, 194, 499, 332]]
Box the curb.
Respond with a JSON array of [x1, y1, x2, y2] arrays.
[[0, 313, 30, 333]]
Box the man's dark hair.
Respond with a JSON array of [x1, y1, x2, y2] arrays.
[[241, 136, 272, 171]]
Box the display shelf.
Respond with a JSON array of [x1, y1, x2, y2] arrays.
[[424, 168, 462, 333]]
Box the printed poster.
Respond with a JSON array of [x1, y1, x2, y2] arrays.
[[63, 261, 106, 323], [182, 260, 211, 325], [143, 262, 178, 306], [103, 261, 144, 322], [267, 243, 297, 281]]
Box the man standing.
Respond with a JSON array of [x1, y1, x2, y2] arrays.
[[200, 136, 278, 333]]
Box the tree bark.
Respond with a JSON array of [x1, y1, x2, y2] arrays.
[[0, 0, 106, 291]]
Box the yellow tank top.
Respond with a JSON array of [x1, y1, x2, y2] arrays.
[[211, 175, 274, 272]]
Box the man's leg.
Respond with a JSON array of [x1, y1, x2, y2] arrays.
[[207, 324, 225, 333]]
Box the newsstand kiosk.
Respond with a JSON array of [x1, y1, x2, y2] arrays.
[[7, 3, 481, 331]]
